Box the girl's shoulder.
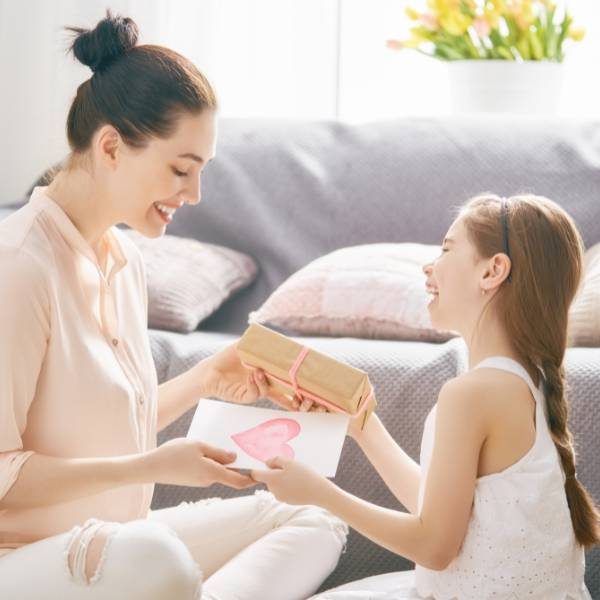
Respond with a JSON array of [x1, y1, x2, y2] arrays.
[[440, 367, 534, 420], [443, 368, 536, 440]]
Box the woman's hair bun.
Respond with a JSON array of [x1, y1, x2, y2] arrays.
[[66, 9, 138, 74]]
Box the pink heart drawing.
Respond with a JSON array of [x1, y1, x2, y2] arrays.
[[231, 418, 301, 462]]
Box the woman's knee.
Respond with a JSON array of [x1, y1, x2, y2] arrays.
[[290, 505, 349, 547], [256, 490, 349, 547], [66, 518, 119, 585], [66, 518, 202, 599]]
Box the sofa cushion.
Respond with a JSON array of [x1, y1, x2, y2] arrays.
[[569, 241, 600, 347], [125, 229, 258, 333], [249, 243, 458, 342]]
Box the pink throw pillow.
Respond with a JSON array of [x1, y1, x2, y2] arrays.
[[249, 243, 459, 342]]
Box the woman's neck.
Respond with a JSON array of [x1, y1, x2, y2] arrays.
[[46, 169, 114, 262]]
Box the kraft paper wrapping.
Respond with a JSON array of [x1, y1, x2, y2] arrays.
[[236, 323, 377, 429]]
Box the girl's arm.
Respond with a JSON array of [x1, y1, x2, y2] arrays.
[[253, 377, 488, 569], [351, 414, 421, 514]]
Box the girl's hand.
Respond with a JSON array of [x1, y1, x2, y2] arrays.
[[144, 438, 256, 490], [347, 386, 377, 441], [250, 456, 333, 506]]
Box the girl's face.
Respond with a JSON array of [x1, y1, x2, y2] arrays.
[[109, 110, 217, 237], [422, 217, 484, 334]]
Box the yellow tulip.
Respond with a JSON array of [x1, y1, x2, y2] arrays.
[[568, 27, 586, 42], [439, 11, 472, 35], [405, 7, 420, 20], [487, 0, 506, 14], [484, 7, 501, 29], [402, 28, 427, 49], [519, 0, 535, 28], [428, 0, 460, 14]]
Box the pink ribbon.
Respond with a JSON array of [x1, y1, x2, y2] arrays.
[[242, 346, 373, 417]]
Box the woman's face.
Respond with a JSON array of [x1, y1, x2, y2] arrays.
[[112, 110, 217, 237], [422, 217, 484, 334]]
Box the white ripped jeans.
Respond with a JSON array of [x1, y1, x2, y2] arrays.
[[0, 490, 348, 600]]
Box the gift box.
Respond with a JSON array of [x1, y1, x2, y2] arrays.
[[236, 323, 377, 430]]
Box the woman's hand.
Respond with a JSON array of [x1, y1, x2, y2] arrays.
[[143, 438, 256, 489], [250, 456, 334, 506], [198, 341, 328, 413], [195, 341, 289, 408]]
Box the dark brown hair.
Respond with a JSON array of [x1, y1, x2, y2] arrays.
[[459, 193, 600, 548], [63, 9, 217, 163]]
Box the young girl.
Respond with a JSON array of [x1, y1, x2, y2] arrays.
[[0, 11, 348, 600], [253, 193, 600, 599]]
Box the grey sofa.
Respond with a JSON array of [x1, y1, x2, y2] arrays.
[[147, 116, 600, 596], [6, 116, 600, 596]]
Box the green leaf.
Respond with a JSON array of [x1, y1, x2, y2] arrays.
[[529, 28, 544, 60], [516, 36, 531, 60], [433, 40, 468, 60], [462, 31, 482, 58], [497, 46, 515, 60], [556, 13, 572, 61], [489, 28, 506, 49], [546, 25, 559, 59], [533, 17, 546, 54], [504, 16, 519, 45], [544, 9, 557, 59]]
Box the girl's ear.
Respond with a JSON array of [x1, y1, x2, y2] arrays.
[[482, 253, 511, 290]]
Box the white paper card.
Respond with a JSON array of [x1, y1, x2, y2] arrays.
[[186, 399, 349, 477]]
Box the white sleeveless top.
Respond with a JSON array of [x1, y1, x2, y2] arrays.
[[414, 356, 591, 600]]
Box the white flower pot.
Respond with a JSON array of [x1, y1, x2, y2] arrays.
[[446, 59, 565, 115]]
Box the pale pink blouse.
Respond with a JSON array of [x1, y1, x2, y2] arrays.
[[0, 186, 157, 558]]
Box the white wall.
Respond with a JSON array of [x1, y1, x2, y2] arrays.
[[0, 0, 338, 203], [1, 0, 598, 203]]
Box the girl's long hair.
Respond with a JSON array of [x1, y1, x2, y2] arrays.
[[459, 193, 599, 548]]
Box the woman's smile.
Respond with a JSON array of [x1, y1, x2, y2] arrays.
[[152, 201, 180, 224]]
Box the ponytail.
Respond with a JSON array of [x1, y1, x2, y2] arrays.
[[543, 360, 600, 547]]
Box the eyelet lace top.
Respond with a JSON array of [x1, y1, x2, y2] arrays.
[[414, 356, 591, 600]]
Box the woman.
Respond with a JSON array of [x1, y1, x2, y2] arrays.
[[253, 194, 599, 599], [0, 11, 347, 600]]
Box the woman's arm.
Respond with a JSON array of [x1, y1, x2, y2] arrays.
[[156, 363, 207, 432], [0, 435, 258, 511], [0, 451, 147, 510], [351, 414, 421, 514]]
